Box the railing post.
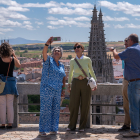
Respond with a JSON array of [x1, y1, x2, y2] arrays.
[[86, 95, 92, 128], [13, 96, 19, 128]]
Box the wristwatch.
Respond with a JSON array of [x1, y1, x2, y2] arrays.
[[45, 43, 49, 46]]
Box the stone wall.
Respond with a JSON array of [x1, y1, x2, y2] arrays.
[[10, 83, 123, 127]]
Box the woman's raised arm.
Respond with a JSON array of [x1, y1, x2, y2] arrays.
[[43, 37, 53, 61]]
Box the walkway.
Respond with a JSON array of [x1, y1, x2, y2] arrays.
[[0, 124, 139, 140]]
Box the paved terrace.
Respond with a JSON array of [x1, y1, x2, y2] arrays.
[[0, 124, 139, 140]]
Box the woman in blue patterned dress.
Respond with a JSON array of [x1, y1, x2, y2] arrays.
[[39, 37, 66, 136]]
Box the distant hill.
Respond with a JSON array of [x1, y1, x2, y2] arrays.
[[8, 37, 45, 45]]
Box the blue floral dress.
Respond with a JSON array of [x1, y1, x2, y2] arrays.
[[39, 56, 66, 133]]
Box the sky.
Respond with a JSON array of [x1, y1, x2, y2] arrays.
[[0, 0, 140, 42]]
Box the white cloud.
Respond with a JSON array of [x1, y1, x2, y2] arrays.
[[22, 24, 34, 30], [47, 25, 63, 29], [48, 7, 92, 15], [114, 24, 124, 28], [46, 16, 58, 20], [48, 19, 90, 28], [0, 28, 13, 32], [63, 16, 90, 21], [36, 26, 40, 28], [49, 20, 77, 26], [7, 6, 29, 12], [126, 24, 140, 29], [114, 23, 140, 29], [23, 21, 32, 25], [104, 23, 110, 28], [35, 21, 44, 25], [0, 0, 20, 7], [65, 2, 93, 8], [103, 16, 129, 21], [22, 1, 60, 8], [99, 1, 140, 16], [47, 26, 58, 29], [135, 18, 140, 21], [0, 7, 29, 20], [0, 20, 22, 27]]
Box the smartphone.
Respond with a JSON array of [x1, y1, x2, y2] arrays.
[[52, 37, 61, 41]]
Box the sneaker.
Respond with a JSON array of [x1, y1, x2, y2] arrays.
[[118, 125, 130, 131], [79, 129, 84, 132], [123, 131, 139, 137], [39, 132, 47, 136]]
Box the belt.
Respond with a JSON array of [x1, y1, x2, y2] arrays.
[[75, 75, 86, 80], [129, 78, 140, 82]]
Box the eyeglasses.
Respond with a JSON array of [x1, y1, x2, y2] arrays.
[[74, 45, 81, 50], [54, 50, 60, 52]]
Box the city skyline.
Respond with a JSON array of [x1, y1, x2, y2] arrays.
[[0, 0, 140, 42]]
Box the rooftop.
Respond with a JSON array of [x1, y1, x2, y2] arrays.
[[0, 124, 135, 140]]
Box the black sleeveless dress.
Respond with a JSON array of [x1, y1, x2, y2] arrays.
[[0, 57, 14, 77]]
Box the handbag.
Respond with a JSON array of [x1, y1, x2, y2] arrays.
[[74, 58, 96, 89], [0, 58, 11, 94]]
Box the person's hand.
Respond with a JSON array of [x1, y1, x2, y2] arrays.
[[61, 90, 65, 97], [45, 37, 53, 45], [92, 86, 97, 91], [109, 47, 114, 52], [12, 49, 15, 57]]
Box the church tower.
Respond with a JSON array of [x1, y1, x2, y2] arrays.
[[88, 5, 114, 83]]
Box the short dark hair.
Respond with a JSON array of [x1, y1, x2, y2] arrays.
[[124, 37, 128, 42], [128, 34, 139, 43], [0, 42, 12, 57]]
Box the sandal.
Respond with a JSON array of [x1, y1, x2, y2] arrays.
[[39, 132, 47, 136], [50, 131, 59, 135]]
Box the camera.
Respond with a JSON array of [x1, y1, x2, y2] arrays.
[[51, 37, 61, 41]]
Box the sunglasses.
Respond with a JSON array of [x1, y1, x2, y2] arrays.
[[54, 50, 60, 52], [74, 45, 81, 50]]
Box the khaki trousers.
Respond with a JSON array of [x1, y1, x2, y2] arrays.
[[68, 78, 91, 130], [0, 94, 14, 124], [122, 79, 130, 127]]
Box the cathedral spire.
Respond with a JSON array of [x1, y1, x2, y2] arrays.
[[99, 8, 103, 23], [92, 5, 97, 22]]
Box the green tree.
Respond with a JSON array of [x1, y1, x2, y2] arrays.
[[24, 48, 28, 53], [20, 53, 23, 57], [67, 55, 72, 59], [28, 95, 40, 112], [61, 99, 69, 107]]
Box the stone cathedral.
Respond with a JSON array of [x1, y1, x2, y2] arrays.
[[88, 5, 114, 83]]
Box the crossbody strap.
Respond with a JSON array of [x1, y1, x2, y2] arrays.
[[74, 58, 88, 77], [6, 57, 12, 81]]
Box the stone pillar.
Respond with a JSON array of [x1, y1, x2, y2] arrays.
[[86, 96, 92, 128], [13, 96, 19, 128]]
